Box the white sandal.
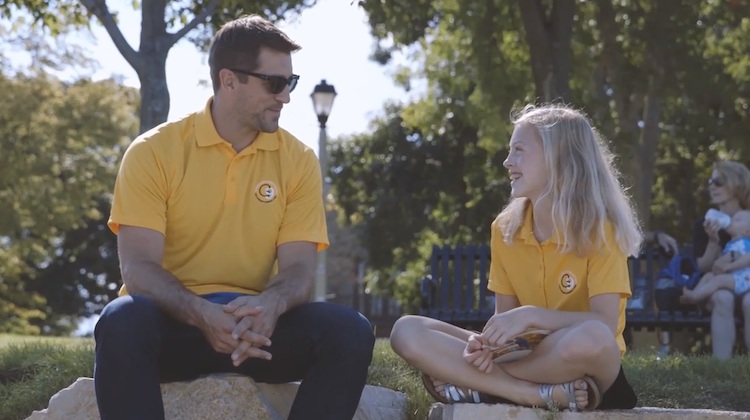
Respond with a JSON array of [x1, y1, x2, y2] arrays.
[[538, 376, 601, 411]]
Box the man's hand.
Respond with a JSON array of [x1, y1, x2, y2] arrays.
[[194, 301, 241, 354], [223, 294, 279, 365]]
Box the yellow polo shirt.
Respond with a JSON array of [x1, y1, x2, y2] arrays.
[[109, 98, 328, 296], [488, 202, 631, 354]]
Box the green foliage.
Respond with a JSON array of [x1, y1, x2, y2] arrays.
[[337, 0, 750, 306], [329, 97, 510, 307], [0, 70, 138, 334], [0, 340, 94, 420]]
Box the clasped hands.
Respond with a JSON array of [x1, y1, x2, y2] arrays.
[[198, 294, 279, 367], [463, 307, 531, 374]]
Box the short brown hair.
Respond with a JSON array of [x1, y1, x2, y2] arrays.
[[208, 15, 301, 92]]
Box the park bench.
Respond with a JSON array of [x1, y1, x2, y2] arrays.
[[419, 243, 743, 346]]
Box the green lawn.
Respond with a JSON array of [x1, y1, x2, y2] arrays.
[[1, 335, 749, 420]]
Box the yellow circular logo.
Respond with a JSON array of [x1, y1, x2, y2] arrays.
[[559, 272, 576, 294], [254, 181, 277, 203]]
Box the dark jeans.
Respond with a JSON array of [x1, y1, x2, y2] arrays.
[[94, 294, 375, 420]]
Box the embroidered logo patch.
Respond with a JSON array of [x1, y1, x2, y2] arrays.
[[558, 271, 576, 294], [254, 181, 278, 203]]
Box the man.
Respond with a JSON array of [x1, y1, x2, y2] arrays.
[[94, 15, 375, 420]]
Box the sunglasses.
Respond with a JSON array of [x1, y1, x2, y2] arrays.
[[230, 69, 299, 94], [707, 177, 724, 187]]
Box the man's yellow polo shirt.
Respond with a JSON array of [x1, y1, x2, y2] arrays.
[[108, 99, 328, 296], [487, 201, 631, 354]]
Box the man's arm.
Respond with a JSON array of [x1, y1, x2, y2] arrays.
[[224, 241, 317, 365], [118, 226, 209, 326], [118, 226, 268, 355]]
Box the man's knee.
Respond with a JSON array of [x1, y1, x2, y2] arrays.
[[95, 295, 162, 343], [710, 289, 735, 315], [314, 303, 375, 359]]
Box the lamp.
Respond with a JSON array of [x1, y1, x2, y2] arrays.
[[311, 79, 337, 128], [311, 79, 336, 301]]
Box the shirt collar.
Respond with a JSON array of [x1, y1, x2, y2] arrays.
[[520, 201, 562, 245], [195, 97, 280, 151]]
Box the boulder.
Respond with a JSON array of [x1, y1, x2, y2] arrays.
[[429, 403, 750, 420], [26, 374, 407, 420]]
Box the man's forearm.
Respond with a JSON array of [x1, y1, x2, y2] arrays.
[[123, 261, 208, 326], [261, 262, 314, 316]]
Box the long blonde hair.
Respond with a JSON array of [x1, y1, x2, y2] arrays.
[[495, 104, 642, 256], [715, 160, 750, 209]]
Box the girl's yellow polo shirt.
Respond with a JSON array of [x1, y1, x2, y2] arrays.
[[488, 203, 632, 354]]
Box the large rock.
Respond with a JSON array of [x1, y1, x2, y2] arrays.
[[429, 403, 750, 420], [26, 375, 407, 420]]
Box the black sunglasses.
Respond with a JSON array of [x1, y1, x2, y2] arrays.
[[707, 177, 724, 187], [230, 69, 299, 94]]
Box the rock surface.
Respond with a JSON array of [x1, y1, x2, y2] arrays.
[[429, 403, 750, 420], [26, 374, 407, 420]]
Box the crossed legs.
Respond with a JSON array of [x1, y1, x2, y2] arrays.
[[389, 315, 621, 409]]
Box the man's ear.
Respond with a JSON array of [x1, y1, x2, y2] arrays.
[[219, 68, 235, 90]]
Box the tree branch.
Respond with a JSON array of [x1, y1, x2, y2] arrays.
[[167, 0, 220, 48], [80, 0, 142, 71]]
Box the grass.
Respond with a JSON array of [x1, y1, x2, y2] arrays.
[[1, 336, 749, 420]]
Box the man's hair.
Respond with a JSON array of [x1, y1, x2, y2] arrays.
[[715, 160, 750, 210], [495, 104, 642, 257], [208, 14, 301, 92]]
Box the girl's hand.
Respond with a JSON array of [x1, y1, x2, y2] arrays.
[[463, 334, 494, 373], [481, 306, 531, 347]]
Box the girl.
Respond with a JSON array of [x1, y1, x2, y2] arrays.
[[390, 104, 641, 411]]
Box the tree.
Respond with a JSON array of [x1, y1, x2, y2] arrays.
[[359, 0, 750, 228], [3, 0, 317, 133], [0, 68, 139, 334], [335, 0, 750, 308]]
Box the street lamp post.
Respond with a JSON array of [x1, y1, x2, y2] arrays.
[[311, 79, 337, 301]]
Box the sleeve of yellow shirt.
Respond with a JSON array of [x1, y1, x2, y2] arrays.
[[488, 219, 516, 296], [108, 139, 169, 235], [277, 147, 329, 251]]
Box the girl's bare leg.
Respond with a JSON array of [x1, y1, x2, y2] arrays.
[[390, 315, 620, 408]]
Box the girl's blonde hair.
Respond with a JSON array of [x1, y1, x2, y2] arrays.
[[714, 160, 750, 210], [495, 104, 642, 256]]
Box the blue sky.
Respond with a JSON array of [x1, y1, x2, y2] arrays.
[[83, 0, 417, 152]]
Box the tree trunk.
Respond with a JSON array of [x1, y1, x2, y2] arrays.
[[517, 0, 575, 102], [136, 53, 170, 134], [630, 79, 663, 228]]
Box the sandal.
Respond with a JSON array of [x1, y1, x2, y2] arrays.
[[539, 375, 601, 411], [421, 372, 512, 404], [482, 329, 551, 363]]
